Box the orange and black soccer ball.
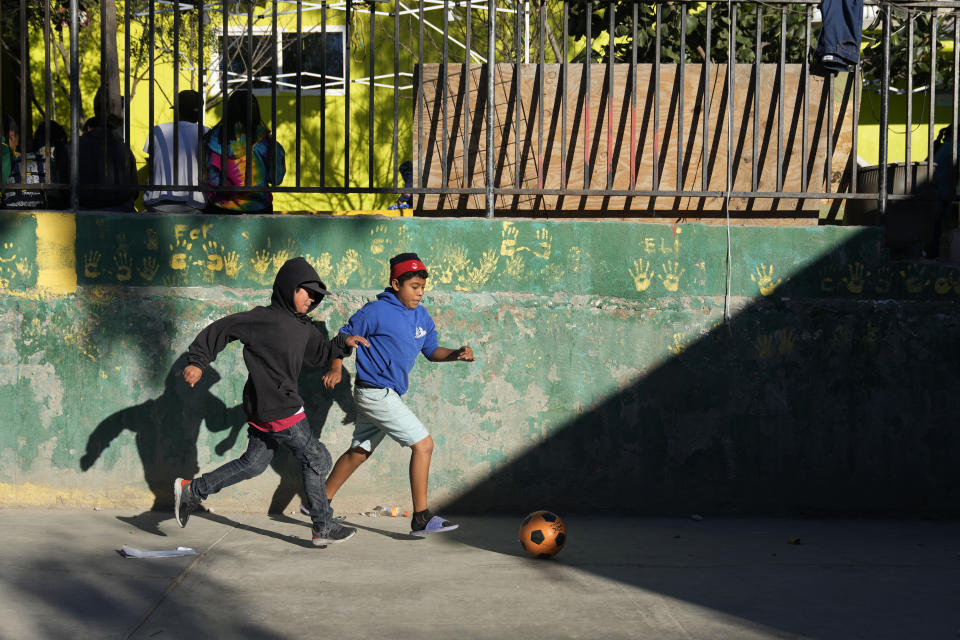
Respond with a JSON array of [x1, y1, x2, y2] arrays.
[[518, 510, 566, 559]]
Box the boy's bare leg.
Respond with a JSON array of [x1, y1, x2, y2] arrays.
[[409, 435, 434, 512], [325, 447, 370, 500]]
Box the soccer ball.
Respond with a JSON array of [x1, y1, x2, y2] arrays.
[[518, 510, 566, 559]]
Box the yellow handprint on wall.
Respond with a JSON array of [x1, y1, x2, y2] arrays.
[[755, 334, 774, 359], [330, 249, 361, 288], [224, 251, 243, 279], [776, 329, 796, 355], [250, 250, 273, 283], [629, 259, 655, 292], [84, 251, 102, 279], [841, 263, 867, 294], [14, 257, 31, 278], [751, 264, 781, 296], [499, 222, 519, 257], [370, 224, 390, 255], [668, 332, 687, 355], [305, 253, 332, 277], [114, 251, 133, 282], [138, 257, 159, 282], [900, 264, 929, 294], [202, 241, 224, 272], [658, 261, 684, 292], [532, 228, 552, 260], [503, 254, 525, 280]]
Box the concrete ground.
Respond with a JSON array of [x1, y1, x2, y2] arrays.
[[0, 507, 958, 639]]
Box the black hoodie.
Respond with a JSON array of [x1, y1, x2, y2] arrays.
[[187, 257, 351, 422]]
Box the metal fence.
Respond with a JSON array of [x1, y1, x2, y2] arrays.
[[0, 0, 958, 220]]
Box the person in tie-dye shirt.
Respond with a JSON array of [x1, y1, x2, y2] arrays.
[[204, 89, 285, 213]]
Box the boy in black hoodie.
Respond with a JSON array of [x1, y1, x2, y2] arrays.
[[174, 256, 369, 545]]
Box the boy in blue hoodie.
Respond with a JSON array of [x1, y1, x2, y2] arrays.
[[174, 257, 369, 546], [322, 253, 474, 535]]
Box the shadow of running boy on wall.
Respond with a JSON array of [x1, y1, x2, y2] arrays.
[[79, 353, 245, 534]]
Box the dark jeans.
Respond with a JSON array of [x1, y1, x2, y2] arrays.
[[191, 418, 336, 533], [814, 0, 863, 71]]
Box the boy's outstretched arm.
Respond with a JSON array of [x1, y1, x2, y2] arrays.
[[429, 345, 475, 362]]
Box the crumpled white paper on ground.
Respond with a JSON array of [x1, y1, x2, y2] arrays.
[[119, 545, 199, 558]]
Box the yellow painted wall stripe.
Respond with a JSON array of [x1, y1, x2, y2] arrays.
[[35, 212, 77, 295]]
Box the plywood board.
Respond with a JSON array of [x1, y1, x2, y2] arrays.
[[413, 63, 855, 216]]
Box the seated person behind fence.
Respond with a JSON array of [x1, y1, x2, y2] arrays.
[[203, 89, 285, 214], [77, 86, 139, 211], [143, 90, 208, 213], [4, 119, 71, 210], [3, 115, 42, 210], [1, 115, 20, 187], [31, 120, 70, 210]]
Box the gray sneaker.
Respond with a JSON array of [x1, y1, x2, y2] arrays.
[[173, 478, 195, 528], [312, 522, 357, 546]]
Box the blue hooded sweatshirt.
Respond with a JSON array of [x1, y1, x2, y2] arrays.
[[340, 289, 438, 396]]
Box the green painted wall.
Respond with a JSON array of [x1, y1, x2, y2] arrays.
[[1, 211, 958, 516]]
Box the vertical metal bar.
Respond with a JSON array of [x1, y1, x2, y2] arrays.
[[320, 2, 327, 186], [929, 13, 937, 176], [584, 0, 592, 190], [70, 0, 79, 209], [124, 0, 130, 145], [174, 0, 182, 189], [272, 0, 278, 190], [345, 0, 352, 188], [703, 3, 711, 193], [486, 0, 496, 217], [245, 0, 254, 187], [464, 0, 473, 191], [369, 0, 376, 189], [654, 3, 660, 191], [906, 10, 913, 193], [728, 2, 736, 195], [198, 0, 205, 196], [562, 1, 568, 190], [43, 0, 53, 183], [607, 0, 614, 190], [418, 0, 424, 192], [296, 0, 302, 186], [630, 1, 637, 191], [221, 0, 228, 190], [100, 0, 107, 185], [394, 0, 401, 191], [954, 15, 959, 201], [752, 3, 759, 191], [19, 0, 26, 186], [538, 0, 544, 191], [802, 4, 810, 191], [148, 0, 155, 190], [851, 52, 859, 197], [679, 4, 686, 190], [826, 73, 833, 194], [515, 1, 521, 190], [442, 0, 449, 190], [524, 0, 529, 63], [777, 6, 785, 192], [880, 6, 891, 216]]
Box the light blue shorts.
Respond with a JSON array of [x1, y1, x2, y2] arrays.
[[351, 386, 430, 452]]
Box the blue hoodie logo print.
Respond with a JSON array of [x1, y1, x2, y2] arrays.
[[415, 327, 427, 339]]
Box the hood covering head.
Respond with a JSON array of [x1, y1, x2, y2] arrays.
[[271, 257, 330, 319]]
